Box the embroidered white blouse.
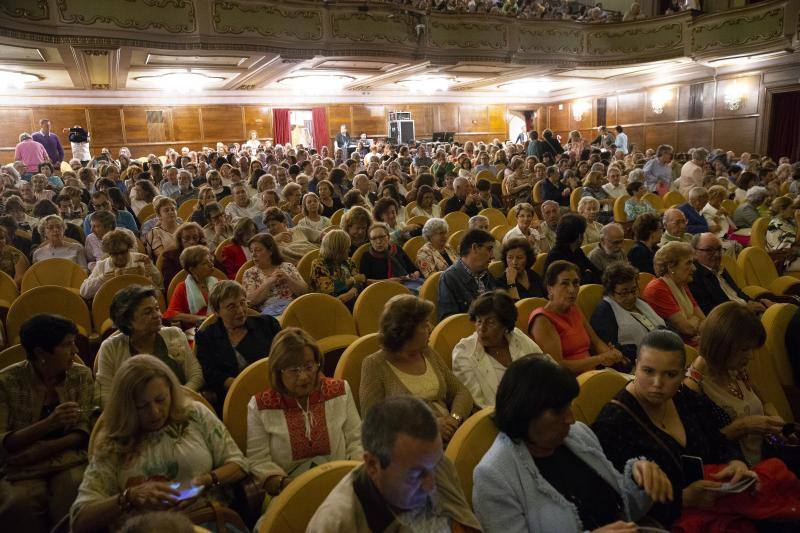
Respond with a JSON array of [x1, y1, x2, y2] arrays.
[[246, 377, 362, 484]]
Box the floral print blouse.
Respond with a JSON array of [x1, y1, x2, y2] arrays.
[[241, 262, 304, 308], [310, 258, 360, 297], [70, 402, 248, 528]]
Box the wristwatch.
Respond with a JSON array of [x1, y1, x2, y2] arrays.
[[450, 413, 463, 424]]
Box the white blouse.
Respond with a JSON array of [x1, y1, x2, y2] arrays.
[[246, 378, 362, 483]]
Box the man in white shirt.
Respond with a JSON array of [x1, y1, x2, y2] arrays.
[[225, 182, 261, 222], [602, 167, 626, 198], [678, 148, 707, 197], [613, 125, 628, 155]]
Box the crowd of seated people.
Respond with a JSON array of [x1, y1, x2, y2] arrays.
[[1, 122, 800, 532]]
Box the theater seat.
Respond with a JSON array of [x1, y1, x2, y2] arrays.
[[296, 249, 319, 285], [21, 257, 87, 295], [479, 208, 506, 229], [738, 247, 800, 295], [402, 236, 425, 263], [418, 271, 441, 325], [761, 303, 798, 387], [443, 211, 469, 234], [662, 191, 685, 208], [428, 313, 474, 369], [333, 333, 380, 414], [749, 216, 769, 250], [572, 369, 630, 425], [444, 406, 497, 509], [91, 274, 164, 338], [258, 460, 361, 533], [637, 272, 655, 294], [223, 357, 270, 453], [0, 344, 26, 370], [235, 259, 255, 283], [350, 243, 369, 267], [515, 297, 548, 332], [577, 283, 603, 319], [353, 280, 409, 336], [613, 195, 630, 223], [6, 286, 93, 345]]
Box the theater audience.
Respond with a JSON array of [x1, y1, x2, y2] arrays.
[[201, 202, 233, 251], [80, 230, 161, 299], [262, 206, 321, 264], [297, 192, 331, 233], [642, 241, 705, 346], [246, 328, 361, 499], [503, 203, 549, 253], [452, 291, 547, 408], [415, 217, 456, 278], [85, 210, 120, 271], [410, 184, 441, 218], [95, 285, 202, 407], [685, 303, 785, 465], [341, 205, 372, 256], [219, 217, 256, 278], [143, 197, 180, 259], [578, 196, 604, 244], [0, 315, 93, 533], [529, 260, 625, 375], [308, 396, 480, 532], [359, 222, 420, 283], [437, 229, 498, 320], [241, 232, 306, 315], [32, 214, 88, 270], [70, 355, 247, 533], [587, 223, 627, 272], [627, 212, 662, 275], [593, 331, 758, 528], [473, 356, 671, 533], [732, 186, 768, 231], [677, 187, 711, 235], [544, 213, 602, 285], [660, 208, 691, 246], [624, 180, 656, 221], [360, 295, 472, 443], [494, 237, 545, 299], [590, 262, 666, 366], [766, 195, 800, 272], [310, 229, 363, 307], [163, 245, 219, 326]]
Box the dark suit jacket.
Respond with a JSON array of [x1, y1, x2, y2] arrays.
[[627, 241, 656, 275], [195, 314, 281, 406], [687, 260, 749, 315]]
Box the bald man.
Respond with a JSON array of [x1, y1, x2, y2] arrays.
[[588, 223, 627, 272]]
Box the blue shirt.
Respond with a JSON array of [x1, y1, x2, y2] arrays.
[[615, 132, 628, 154], [642, 158, 673, 192]]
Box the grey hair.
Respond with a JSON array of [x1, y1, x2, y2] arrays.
[[453, 176, 469, 189], [687, 187, 708, 202], [422, 217, 449, 241], [18, 132, 31, 141], [468, 215, 489, 230], [110, 285, 158, 336], [577, 196, 599, 212], [745, 186, 768, 203], [541, 200, 559, 211], [628, 168, 645, 182], [208, 280, 246, 313], [362, 396, 439, 468], [692, 148, 709, 162], [600, 223, 624, 239], [38, 214, 65, 237]]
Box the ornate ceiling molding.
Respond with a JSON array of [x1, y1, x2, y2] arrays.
[[56, 0, 196, 33]]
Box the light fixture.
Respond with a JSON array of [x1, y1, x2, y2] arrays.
[[395, 76, 452, 94], [0, 68, 40, 90], [134, 70, 225, 93], [704, 51, 787, 68], [274, 74, 354, 95], [571, 100, 591, 122], [650, 88, 672, 115], [724, 80, 746, 111]]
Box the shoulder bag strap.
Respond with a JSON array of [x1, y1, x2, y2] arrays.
[[609, 399, 683, 472]]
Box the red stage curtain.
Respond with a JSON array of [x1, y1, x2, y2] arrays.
[[272, 108, 291, 145], [767, 91, 800, 163], [311, 107, 329, 151]]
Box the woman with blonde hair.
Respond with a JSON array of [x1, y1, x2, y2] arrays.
[[582, 170, 614, 224], [577, 196, 604, 245], [70, 355, 248, 533], [310, 229, 363, 308], [246, 328, 362, 499], [641, 241, 705, 346]]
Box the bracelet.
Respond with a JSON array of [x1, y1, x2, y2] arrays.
[[210, 471, 220, 487], [118, 488, 133, 512], [507, 283, 517, 288]]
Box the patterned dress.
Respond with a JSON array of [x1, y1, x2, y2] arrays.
[[241, 262, 304, 311]]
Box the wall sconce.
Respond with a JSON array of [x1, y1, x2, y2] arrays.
[[724, 81, 745, 111], [572, 100, 590, 122], [650, 88, 672, 115]]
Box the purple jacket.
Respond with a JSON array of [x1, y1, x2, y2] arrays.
[[32, 131, 64, 165]]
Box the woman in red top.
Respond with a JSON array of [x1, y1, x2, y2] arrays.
[[164, 245, 220, 327], [528, 260, 624, 374], [641, 241, 705, 347], [220, 217, 257, 279]]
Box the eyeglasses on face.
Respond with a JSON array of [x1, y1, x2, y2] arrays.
[[280, 362, 319, 378]]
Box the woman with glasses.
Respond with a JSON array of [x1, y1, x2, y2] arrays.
[[32, 214, 88, 270], [359, 222, 420, 284], [246, 327, 362, 500], [590, 262, 665, 370]]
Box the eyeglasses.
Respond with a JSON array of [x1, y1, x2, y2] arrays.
[[613, 287, 638, 297], [695, 246, 722, 254], [280, 362, 319, 378]]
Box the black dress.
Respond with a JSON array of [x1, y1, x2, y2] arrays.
[[544, 244, 602, 285], [627, 241, 657, 275], [592, 387, 743, 527], [494, 268, 546, 299], [358, 245, 417, 281]]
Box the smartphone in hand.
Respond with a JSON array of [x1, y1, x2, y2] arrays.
[[681, 455, 704, 485], [169, 482, 205, 501]]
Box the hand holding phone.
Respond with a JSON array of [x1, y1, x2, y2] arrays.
[[169, 481, 205, 502]]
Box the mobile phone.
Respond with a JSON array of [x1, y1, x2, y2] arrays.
[[169, 482, 205, 501], [681, 455, 704, 485]]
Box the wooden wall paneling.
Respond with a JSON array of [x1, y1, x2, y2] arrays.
[[35, 107, 87, 149], [202, 106, 243, 144], [243, 106, 273, 140], [568, 100, 593, 132], [624, 126, 645, 153], [87, 107, 125, 146], [677, 83, 715, 121], [122, 107, 149, 143], [534, 105, 548, 133], [351, 105, 386, 137], [0, 108, 34, 149], [604, 96, 618, 128], [549, 103, 569, 133], [435, 104, 459, 133], [458, 105, 489, 133], [616, 92, 645, 125], [326, 105, 352, 138], [645, 87, 677, 123], [487, 104, 507, 134], [713, 117, 757, 154], [644, 124, 678, 151], [170, 106, 202, 142], [677, 120, 713, 152], [715, 75, 759, 118]]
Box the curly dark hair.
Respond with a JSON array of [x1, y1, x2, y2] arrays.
[[378, 294, 434, 353], [632, 212, 662, 242], [501, 237, 535, 269], [601, 262, 638, 295], [468, 290, 517, 333]]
